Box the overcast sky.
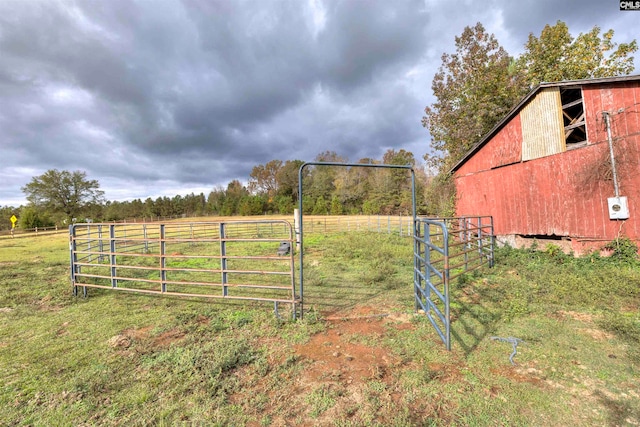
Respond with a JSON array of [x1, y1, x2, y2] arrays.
[[1, 0, 638, 207]]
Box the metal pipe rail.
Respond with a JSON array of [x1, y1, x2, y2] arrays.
[[413, 215, 495, 350], [70, 220, 299, 317]]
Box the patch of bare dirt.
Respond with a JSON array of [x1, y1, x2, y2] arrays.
[[123, 325, 154, 341], [152, 329, 186, 348], [557, 310, 597, 323], [231, 306, 558, 425], [553, 311, 614, 340], [495, 365, 547, 386], [36, 294, 64, 312], [294, 321, 394, 386], [55, 321, 70, 337], [109, 326, 185, 352], [426, 362, 465, 384], [108, 334, 132, 349], [581, 328, 614, 341], [293, 307, 415, 388], [0, 261, 18, 267], [196, 314, 210, 325]]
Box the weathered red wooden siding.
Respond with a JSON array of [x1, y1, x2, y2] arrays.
[[454, 81, 640, 253], [583, 82, 640, 146], [456, 116, 522, 175]]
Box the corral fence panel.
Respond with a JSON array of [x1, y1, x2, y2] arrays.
[[300, 215, 414, 237], [413, 216, 494, 350], [69, 220, 298, 316], [69, 214, 495, 345]]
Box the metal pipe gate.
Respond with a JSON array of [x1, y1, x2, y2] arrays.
[[69, 220, 299, 316], [413, 216, 494, 350]]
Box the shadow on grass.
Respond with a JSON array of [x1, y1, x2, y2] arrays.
[[303, 274, 388, 314], [594, 390, 640, 426], [449, 284, 501, 356]]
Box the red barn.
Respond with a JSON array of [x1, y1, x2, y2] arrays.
[[451, 75, 640, 254]]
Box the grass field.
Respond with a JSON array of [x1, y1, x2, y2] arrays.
[[1, 222, 639, 426]]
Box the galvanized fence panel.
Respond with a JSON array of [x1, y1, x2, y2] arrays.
[[70, 220, 298, 316], [413, 216, 494, 350], [437, 216, 495, 275]]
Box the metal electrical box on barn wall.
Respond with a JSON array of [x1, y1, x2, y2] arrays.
[[608, 196, 630, 220]]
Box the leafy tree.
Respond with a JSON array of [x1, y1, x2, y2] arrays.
[[155, 197, 172, 217], [302, 195, 314, 215], [307, 151, 347, 201], [21, 169, 104, 221], [127, 199, 144, 218], [184, 193, 206, 217], [275, 160, 306, 202], [238, 195, 265, 216], [422, 23, 522, 172], [380, 149, 417, 214], [249, 160, 283, 197], [19, 206, 53, 229], [412, 164, 430, 215], [334, 158, 377, 213], [365, 169, 393, 214], [312, 196, 328, 215], [330, 195, 343, 215], [221, 180, 249, 216], [422, 173, 456, 216], [172, 197, 181, 216], [362, 199, 382, 215], [144, 197, 159, 218], [274, 194, 295, 214], [103, 201, 123, 221], [207, 187, 226, 215], [383, 149, 415, 187], [516, 21, 638, 88]]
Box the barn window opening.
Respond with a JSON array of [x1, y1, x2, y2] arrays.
[[561, 88, 586, 148]]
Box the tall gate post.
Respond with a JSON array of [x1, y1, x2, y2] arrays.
[[69, 225, 78, 296], [294, 208, 301, 252], [160, 224, 167, 293]]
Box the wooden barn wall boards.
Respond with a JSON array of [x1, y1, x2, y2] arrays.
[[452, 76, 640, 254]]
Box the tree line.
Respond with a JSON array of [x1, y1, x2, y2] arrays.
[[3, 21, 636, 232], [1, 149, 436, 232]]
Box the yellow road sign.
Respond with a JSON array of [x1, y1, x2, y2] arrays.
[[10, 215, 17, 225]]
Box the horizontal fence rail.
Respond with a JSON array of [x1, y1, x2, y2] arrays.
[[414, 216, 494, 350], [69, 220, 298, 316], [300, 215, 414, 236], [1, 215, 191, 239], [3, 214, 416, 240], [435, 216, 495, 275], [0, 225, 66, 239]]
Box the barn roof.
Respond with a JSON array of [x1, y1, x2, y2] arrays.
[[449, 74, 640, 173]]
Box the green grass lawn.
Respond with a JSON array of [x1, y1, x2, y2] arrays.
[[0, 230, 639, 425]]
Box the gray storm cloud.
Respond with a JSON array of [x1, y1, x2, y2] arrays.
[[0, 0, 636, 205]]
